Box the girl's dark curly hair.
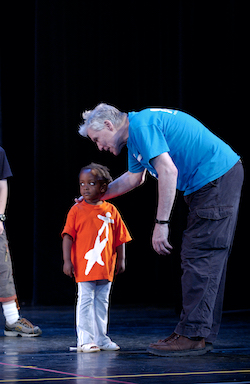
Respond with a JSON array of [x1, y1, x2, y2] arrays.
[[79, 163, 113, 184]]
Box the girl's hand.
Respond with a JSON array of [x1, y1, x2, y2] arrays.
[[63, 260, 75, 278], [116, 257, 125, 275]]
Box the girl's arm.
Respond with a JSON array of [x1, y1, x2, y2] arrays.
[[62, 234, 74, 277], [116, 243, 125, 275]]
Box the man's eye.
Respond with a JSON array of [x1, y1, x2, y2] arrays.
[[80, 182, 85, 186], [89, 182, 95, 186]]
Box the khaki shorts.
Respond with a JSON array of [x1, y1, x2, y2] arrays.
[[0, 230, 17, 302]]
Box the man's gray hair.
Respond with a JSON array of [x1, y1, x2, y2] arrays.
[[78, 103, 126, 137]]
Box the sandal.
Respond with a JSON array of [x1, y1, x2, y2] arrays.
[[77, 343, 100, 353], [99, 341, 120, 351]]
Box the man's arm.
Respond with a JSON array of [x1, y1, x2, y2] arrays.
[[75, 170, 146, 204], [0, 179, 8, 235], [151, 152, 178, 255], [103, 170, 146, 200]]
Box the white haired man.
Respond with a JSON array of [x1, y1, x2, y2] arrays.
[[78, 103, 243, 356]]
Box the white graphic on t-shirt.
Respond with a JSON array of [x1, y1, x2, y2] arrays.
[[84, 212, 114, 275], [150, 108, 178, 115]]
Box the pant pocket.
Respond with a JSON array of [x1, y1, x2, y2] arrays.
[[184, 206, 234, 250]]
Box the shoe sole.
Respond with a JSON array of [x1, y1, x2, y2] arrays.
[[100, 347, 120, 351], [147, 346, 208, 357], [205, 343, 214, 352], [4, 330, 42, 337]]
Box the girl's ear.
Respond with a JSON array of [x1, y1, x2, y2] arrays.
[[100, 183, 108, 194]]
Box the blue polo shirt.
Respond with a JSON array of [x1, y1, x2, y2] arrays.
[[127, 108, 240, 196]]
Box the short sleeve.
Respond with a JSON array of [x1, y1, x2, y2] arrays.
[[0, 147, 13, 179], [127, 124, 169, 176], [113, 208, 132, 248], [136, 124, 169, 163], [128, 149, 145, 173], [61, 205, 77, 240]]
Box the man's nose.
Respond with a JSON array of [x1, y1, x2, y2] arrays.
[[97, 142, 103, 151]]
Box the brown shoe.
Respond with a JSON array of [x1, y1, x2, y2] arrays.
[[148, 332, 207, 356]]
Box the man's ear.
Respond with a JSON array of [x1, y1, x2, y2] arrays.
[[100, 183, 108, 194], [104, 120, 114, 131]]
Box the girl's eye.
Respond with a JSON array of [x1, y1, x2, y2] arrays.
[[80, 182, 95, 186]]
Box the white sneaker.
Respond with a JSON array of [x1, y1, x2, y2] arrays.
[[99, 341, 120, 351]]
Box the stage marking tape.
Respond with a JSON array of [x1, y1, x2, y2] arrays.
[[0, 361, 250, 383], [98, 368, 250, 379], [0, 362, 135, 384]]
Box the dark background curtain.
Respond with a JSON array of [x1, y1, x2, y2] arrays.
[[0, 1, 249, 309]]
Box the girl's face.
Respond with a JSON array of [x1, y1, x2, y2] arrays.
[[79, 169, 106, 205]]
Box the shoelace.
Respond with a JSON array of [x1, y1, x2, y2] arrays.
[[18, 317, 34, 330], [161, 333, 180, 343]]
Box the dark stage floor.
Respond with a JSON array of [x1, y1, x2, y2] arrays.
[[0, 305, 249, 383]]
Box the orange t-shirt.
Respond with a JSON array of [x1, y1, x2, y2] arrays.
[[62, 200, 132, 282]]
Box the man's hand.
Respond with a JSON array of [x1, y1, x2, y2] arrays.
[[74, 196, 83, 204], [63, 260, 75, 278], [152, 224, 173, 255]]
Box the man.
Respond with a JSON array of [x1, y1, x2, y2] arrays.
[[78, 103, 243, 356], [0, 146, 42, 336]]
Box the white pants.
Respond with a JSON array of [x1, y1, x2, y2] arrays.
[[76, 280, 112, 347]]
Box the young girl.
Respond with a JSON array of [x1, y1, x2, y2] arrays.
[[62, 163, 131, 353]]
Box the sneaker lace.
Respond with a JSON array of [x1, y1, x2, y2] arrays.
[[19, 317, 34, 330]]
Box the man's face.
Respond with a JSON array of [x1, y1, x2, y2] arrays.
[[87, 124, 124, 156]]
